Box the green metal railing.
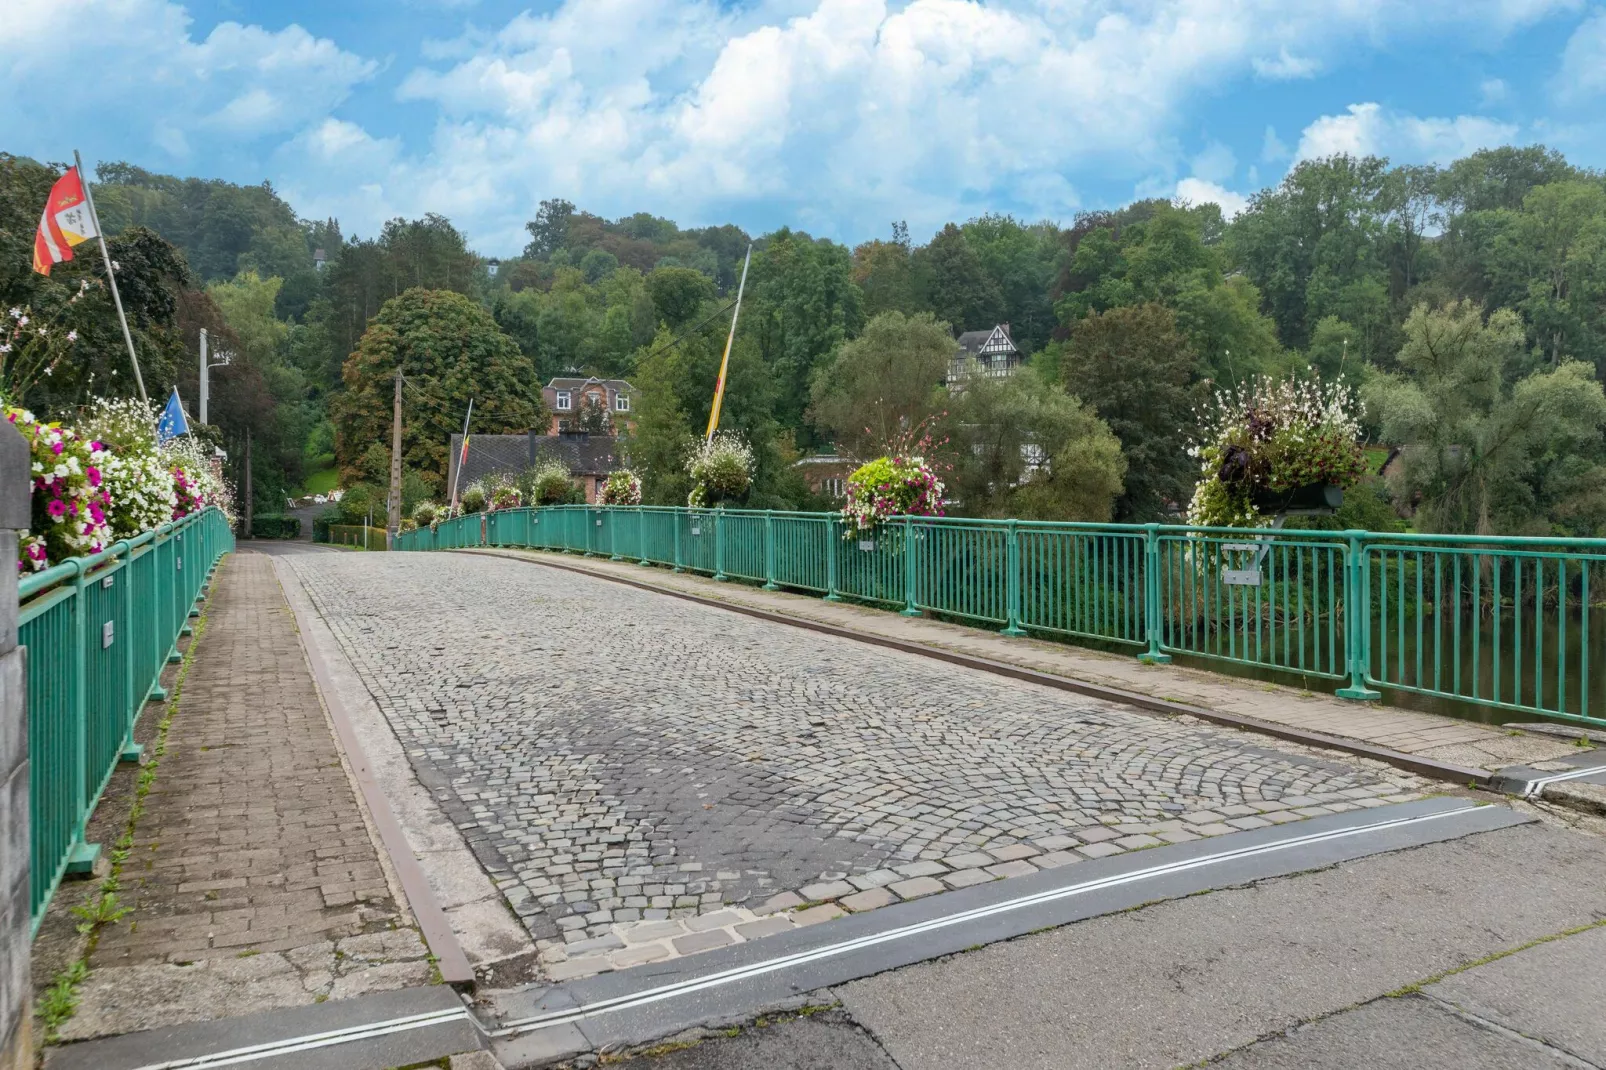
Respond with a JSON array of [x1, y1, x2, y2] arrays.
[[19, 507, 233, 932], [395, 505, 1606, 728]]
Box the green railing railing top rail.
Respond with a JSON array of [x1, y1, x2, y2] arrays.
[[20, 504, 234, 933], [19, 507, 224, 601]]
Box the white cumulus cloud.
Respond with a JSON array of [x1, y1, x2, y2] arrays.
[[1554, 10, 1606, 103], [1294, 102, 1519, 165], [3, 0, 1582, 251], [1252, 47, 1320, 80], [1, 0, 375, 166], [1176, 177, 1250, 217]]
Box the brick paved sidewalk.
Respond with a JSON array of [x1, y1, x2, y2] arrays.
[[474, 549, 1586, 773], [58, 552, 433, 1041]]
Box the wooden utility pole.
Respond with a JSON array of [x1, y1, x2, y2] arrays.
[[387, 369, 403, 536], [244, 428, 254, 537]]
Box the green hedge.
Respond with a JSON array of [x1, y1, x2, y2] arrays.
[[250, 513, 301, 539], [324, 524, 389, 550]]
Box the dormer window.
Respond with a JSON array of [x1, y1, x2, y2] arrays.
[[614, 394, 630, 412], [555, 391, 572, 411]]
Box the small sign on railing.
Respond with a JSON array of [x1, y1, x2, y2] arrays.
[[1222, 568, 1262, 586], [102, 621, 114, 649]]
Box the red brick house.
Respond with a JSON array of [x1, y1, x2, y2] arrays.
[[542, 377, 634, 435]]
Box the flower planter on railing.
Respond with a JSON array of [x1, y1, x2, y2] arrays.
[[1249, 483, 1344, 515]]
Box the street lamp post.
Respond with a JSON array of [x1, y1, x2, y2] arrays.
[[198, 328, 233, 425]]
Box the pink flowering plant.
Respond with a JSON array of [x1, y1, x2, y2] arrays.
[[487, 479, 523, 511], [600, 469, 641, 505], [841, 455, 945, 535], [1186, 374, 1367, 528], [8, 405, 114, 571]]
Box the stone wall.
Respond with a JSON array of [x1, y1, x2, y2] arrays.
[[0, 421, 30, 1070]]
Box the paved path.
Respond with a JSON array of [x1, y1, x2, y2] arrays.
[[478, 549, 1585, 772], [288, 552, 1428, 982], [611, 817, 1606, 1069], [61, 552, 433, 1040]]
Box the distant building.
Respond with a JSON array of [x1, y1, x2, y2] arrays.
[[947, 324, 1021, 384], [541, 377, 634, 435], [793, 453, 856, 500], [448, 429, 624, 504], [313, 248, 327, 271]]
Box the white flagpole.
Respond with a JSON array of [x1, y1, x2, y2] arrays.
[[75, 150, 148, 405], [449, 396, 473, 514]]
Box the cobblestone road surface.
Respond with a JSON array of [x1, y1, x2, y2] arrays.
[[290, 552, 1425, 978]]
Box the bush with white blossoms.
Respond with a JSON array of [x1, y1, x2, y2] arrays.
[[686, 433, 753, 508], [79, 397, 175, 537], [8, 405, 113, 571], [1186, 374, 1367, 529]]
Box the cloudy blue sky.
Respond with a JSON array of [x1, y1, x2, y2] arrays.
[[6, 1, 1605, 255]]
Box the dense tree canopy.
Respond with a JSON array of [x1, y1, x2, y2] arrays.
[[334, 288, 544, 496], [8, 140, 1606, 536]]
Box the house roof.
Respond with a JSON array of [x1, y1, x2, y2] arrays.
[[956, 325, 1017, 357], [448, 431, 624, 491], [545, 377, 633, 392]]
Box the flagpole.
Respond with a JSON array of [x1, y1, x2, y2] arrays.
[[704, 243, 752, 444], [449, 397, 473, 514], [75, 150, 148, 405]]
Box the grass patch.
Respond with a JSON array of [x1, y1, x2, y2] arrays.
[[300, 464, 338, 497]]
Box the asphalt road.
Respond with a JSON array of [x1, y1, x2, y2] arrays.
[[611, 814, 1606, 1069]]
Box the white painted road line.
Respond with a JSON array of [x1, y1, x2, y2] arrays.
[[1523, 764, 1606, 798], [118, 802, 1489, 1070]]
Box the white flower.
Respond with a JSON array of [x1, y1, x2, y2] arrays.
[[66, 330, 77, 342]]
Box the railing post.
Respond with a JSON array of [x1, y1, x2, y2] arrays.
[[1138, 523, 1171, 664], [673, 510, 684, 572], [609, 506, 623, 561], [900, 516, 920, 616], [116, 539, 143, 762], [166, 529, 183, 663], [713, 508, 727, 581], [1337, 529, 1381, 700], [638, 506, 650, 566], [763, 511, 779, 590], [1001, 520, 1026, 636], [824, 517, 841, 601], [584, 507, 596, 557], [66, 560, 99, 873]]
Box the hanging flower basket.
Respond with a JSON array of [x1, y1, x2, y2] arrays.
[[1187, 375, 1366, 528], [841, 455, 944, 539], [687, 433, 753, 508]]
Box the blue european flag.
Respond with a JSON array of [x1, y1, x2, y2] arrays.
[[156, 387, 188, 444]]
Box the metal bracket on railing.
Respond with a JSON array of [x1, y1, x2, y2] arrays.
[[1220, 514, 1292, 586]]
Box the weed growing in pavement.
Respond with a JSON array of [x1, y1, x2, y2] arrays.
[[35, 588, 215, 1043]]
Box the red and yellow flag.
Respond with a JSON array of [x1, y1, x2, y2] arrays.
[[33, 167, 99, 276]]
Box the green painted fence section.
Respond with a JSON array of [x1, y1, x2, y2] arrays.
[[396, 505, 1606, 729], [19, 507, 233, 932]]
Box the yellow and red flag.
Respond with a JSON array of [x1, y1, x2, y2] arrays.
[[33, 167, 99, 275]]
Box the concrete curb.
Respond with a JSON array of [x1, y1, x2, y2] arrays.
[[462, 548, 1495, 792], [276, 556, 477, 989]]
